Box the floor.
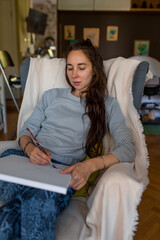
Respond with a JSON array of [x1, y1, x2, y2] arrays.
[[135, 135, 160, 240], [0, 99, 160, 239], [0, 99, 21, 141]]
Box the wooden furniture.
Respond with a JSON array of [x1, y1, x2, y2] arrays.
[[58, 0, 93, 10], [95, 0, 130, 11], [58, 0, 160, 11], [58, 0, 131, 11], [131, 0, 160, 11]]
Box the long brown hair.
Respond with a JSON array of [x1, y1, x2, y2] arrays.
[[66, 39, 108, 158]]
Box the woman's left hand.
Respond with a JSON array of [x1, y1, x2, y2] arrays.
[[60, 161, 93, 190]]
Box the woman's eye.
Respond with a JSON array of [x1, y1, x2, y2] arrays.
[[67, 68, 73, 71], [79, 68, 85, 71]]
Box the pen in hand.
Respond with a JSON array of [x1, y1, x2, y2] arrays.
[[26, 128, 57, 168]]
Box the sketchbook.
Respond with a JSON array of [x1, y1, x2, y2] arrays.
[[0, 155, 71, 194]]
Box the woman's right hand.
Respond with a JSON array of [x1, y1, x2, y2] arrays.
[[20, 135, 51, 165], [28, 145, 52, 165]]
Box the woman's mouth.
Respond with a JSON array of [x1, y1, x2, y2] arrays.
[[73, 81, 81, 86]]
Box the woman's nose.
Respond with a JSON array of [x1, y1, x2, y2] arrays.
[[72, 69, 78, 78]]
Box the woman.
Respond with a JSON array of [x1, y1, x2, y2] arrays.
[[0, 39, 135, 239]]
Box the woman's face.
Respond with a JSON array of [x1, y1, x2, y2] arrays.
[[66, 50, 93, 97]]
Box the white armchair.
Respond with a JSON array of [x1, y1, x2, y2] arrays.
[[0, 56, 149, 240], [0, 141, 19, 155]]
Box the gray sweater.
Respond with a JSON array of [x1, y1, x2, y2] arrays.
[[18, 88, 136, 165]]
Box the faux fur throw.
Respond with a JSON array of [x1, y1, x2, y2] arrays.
[[103, 57, 150, 186], [77, 57, 150, 240]]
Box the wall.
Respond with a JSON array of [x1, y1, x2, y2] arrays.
[[16, 0, 31, 61], [0, 0, 31, 99], [58, 10, 160, 60], [0, 0, 18, 70], [0, 0, 32, 66], [33, 0, 57, 56]]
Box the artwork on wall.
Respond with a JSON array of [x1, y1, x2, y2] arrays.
[[83, 28, 100, 48], [64, 25, 75, 40], [134, 40, 150, 56], [106, 26, 118, 41]]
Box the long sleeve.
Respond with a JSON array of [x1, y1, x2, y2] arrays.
[[18, 91, 49, 143], [106, 96, 136, 163], [17, 88, 89, 165]]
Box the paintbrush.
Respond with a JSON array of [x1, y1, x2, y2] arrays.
[[26, 128, 56, 168]]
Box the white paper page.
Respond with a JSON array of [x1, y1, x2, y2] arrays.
[[0, 155, 71, 194]]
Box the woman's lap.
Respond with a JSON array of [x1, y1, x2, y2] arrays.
[[0, 198, 21, 240], [0, 148, 27, 158], [0, 149, 74, 239], [0, 186, 74, 240], [0, 149, 28, 202]]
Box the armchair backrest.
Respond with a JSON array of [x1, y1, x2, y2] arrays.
[[17, 57, 149, 137], [132, 61, 149, 111], [20, 57, 149, 113]]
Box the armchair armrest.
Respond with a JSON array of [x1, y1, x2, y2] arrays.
[[0, 140, 20, 155], [0, 140, 20, 207]]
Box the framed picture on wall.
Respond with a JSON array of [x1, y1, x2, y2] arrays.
[[134, 40, 150, 56], [106, 26, 118, 41], [64, 25, 75, 40], [83, 28, 100, 48]]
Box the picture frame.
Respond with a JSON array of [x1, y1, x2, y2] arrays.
[[83, 28, 100, 48], [134, 40, 150, 56], [64, 25, 75, 40], [106, 26, 118, 41]]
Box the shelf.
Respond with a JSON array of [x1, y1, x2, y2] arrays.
[[131, 0, 160, 11], [131, 8, 160, 11]]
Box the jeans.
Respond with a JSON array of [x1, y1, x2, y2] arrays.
[[0, 149, 74, 240]]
